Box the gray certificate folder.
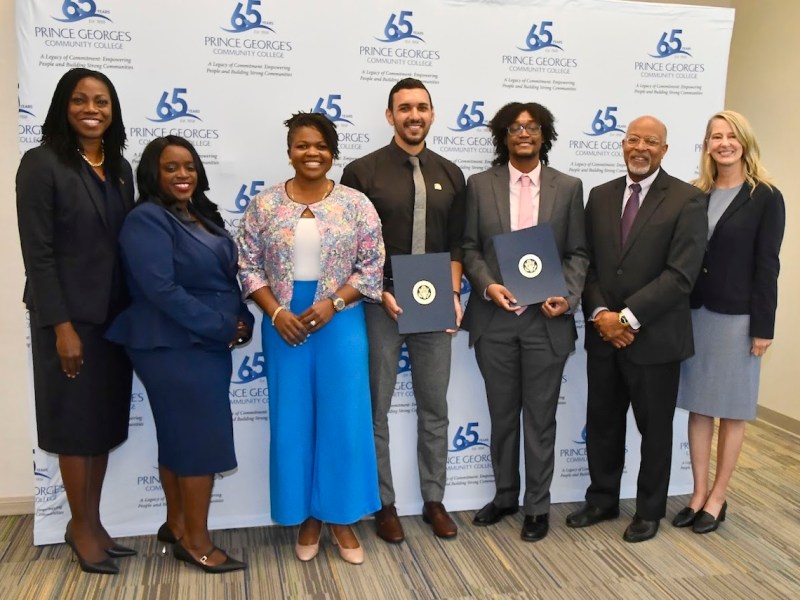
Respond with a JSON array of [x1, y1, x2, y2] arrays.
[[492, 223, 568, 306], [391, 252, 456, 334]]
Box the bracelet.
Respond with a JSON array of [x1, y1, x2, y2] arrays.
[[271, 306, 285, 326]]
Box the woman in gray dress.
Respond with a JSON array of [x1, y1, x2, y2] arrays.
[[673, 111, 785, 533]]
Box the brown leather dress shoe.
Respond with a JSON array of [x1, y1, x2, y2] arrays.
[[374, 505, 405, 543], [422, 502, 458, 538]]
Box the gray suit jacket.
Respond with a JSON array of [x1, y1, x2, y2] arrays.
[[461, 163, 589, 352]]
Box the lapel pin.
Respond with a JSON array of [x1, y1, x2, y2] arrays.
[[434, 183, 442, 190]]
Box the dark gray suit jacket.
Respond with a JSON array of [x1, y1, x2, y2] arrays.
[[582, 169, 707, 364], [17, 146, 135, 327], [462, 163, 589, 353]]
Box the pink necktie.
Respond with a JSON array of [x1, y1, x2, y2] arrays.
[[518, 175, 534, 229], [515, 175, 534, 315]]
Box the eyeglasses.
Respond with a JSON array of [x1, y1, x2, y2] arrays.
[[623, 135, 662, 149], [507, 123, 542, 136]]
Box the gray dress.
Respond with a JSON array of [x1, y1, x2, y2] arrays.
[[677, 185, 761, 420]]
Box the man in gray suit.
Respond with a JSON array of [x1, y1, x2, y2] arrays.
[[462, 102, 588, 541]]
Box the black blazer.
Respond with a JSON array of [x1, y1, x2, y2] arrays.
[[691, 182, 785, 339], [16, 146, 135, 327], [582, 169, 708, 365]]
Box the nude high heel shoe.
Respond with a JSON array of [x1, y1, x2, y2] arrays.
[[329, 525, 364, 565]]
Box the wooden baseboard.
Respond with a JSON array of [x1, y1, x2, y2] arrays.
[[757, 405, 800, 435], [0, 496, 34, 516]]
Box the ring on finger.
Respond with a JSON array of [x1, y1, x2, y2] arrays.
[[310, 320, 317, 327]]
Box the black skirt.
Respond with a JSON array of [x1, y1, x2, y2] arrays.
[[29, 312, 132, 455]]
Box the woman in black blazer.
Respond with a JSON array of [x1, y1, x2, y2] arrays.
[[673, 111, 785, 533], [16, 68, 135, 573]]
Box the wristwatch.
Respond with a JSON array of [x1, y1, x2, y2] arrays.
[[618, 312, 631, 328], [330, 294, 346, 312]]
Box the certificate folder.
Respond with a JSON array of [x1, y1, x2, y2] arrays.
[[391, 252, 456, 334], [492, 223, 568, 306]]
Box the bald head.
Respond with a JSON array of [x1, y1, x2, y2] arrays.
[[623, 115, 669, 181], [628, 115, 667, 142]]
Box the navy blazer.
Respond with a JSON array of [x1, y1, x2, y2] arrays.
[[17, 146, 134, 326], [691, 183, 785, 339], [106, 202, 253, 349]]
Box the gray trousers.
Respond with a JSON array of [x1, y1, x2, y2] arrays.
[[474, 307, 568, 515], [364, 302, 451, 506]]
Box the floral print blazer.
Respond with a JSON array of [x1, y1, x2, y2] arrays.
[[236, 183, 385, 308]]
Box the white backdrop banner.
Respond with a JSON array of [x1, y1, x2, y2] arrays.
[[17, 0, 734, 544]]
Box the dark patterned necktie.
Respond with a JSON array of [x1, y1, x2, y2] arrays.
[[621, 183, 641, 244]]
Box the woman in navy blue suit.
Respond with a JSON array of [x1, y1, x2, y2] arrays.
[[673, 111, 785, 533], [107, 136, 253, 572], [17, 68, 134, 574]]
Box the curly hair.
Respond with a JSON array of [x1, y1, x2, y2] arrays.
[[41, 68, 127, 188], [284, 112, 340, 159], [136, 136, 224, 228], [488, 102, 557, 167]]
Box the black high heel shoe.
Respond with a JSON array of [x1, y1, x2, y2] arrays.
[[156, 523, 179, 555], [105, 542, 137, 558], [173, 540, 247, 573], [671, 506, 697, 528], [693, 501, 727, 534], [64, 530, 119, 575]]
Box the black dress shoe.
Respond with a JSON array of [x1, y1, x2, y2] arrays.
[[671, 506, 697, 528], [520, 514, 549, 542], [693, 501, 727, 534], [157, 522, 179, 544], [623, 515, 659, 543], [173, 541, 247, 573], [64, 530, 119, 575], [105, 542, 137, 558], [473, 502, 519, 526], [566, 504, 620, 528]]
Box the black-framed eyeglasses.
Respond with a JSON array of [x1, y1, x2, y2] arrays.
[[507, 123, 542, 136]]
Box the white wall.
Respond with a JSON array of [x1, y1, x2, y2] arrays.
[[0, 0, 35, 511], [726, 0, 800, 423]]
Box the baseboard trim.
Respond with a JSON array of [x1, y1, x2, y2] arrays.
[[757, 405, 800, 435], [0, 496, 34, 516]]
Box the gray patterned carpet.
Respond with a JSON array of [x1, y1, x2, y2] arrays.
[[1, 419, 798, 599]]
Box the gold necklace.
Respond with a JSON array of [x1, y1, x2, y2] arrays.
[[287, 179, 333, 203], [79, 146, 105, 168]]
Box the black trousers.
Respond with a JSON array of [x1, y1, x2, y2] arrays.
[[584, 351, 680, 520]]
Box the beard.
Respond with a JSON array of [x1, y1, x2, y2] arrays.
[[395, 120, 430, 145], [626, 156, 652, 177]]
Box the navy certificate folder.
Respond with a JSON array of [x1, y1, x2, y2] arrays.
[[492, 223, 568, 306], [391, 252, 456, 334]]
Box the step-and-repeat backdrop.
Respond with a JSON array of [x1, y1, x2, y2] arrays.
[[17, 0, 734, 544]]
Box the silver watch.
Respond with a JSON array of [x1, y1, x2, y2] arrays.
[[330, 295, 346, 312]]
